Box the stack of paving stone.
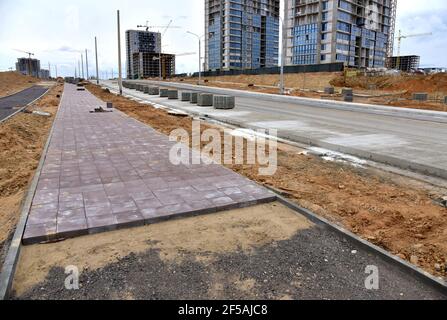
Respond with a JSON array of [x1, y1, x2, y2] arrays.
[[181, 91, 192, 101], [197, 93, 214, 107], [147, 87, 160, 95], [160, 88, 169, 97], [413, 93, 428, 101], [324, 87, 335, 94], [167, 90, 178, 99], [213, 95, 235, 109], [190, 92, 198, 104], [342, 88, 353, 102], [444, 96, 447, 104]]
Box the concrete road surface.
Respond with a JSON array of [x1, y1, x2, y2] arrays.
[[0, 86, 49, 122], [100, 80, 447, 180]]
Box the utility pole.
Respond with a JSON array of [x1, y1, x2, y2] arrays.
[[95, 36, 99, 84], [85, 49, 89, 79], [55, 65, 58, 78], [117, 10, 123, 95], [186, 31, 203, 85], [78, 60, 81, 79], [48, 62, 51, 78], [81, 53, 85, 78], [280, 5, 286, 95]]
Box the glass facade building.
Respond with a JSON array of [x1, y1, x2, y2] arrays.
[[284, 0, 397, 68], [205, 0, 280, 71]]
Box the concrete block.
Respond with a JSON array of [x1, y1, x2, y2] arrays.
[[160, 89, 169, 97], [342, 88, 353, 96], [167, 90, 178, 99], [444, 96, 447, 104], [197, 93, 214, 107], [147, 87, 160, 95], [213, 95, 235, 109], [413, 93, 428, 101], [344, 95, 354, 102], [106, 102, 113, 109], [181, 92, 192, 101], [190, 92, 198, 104], [143, 86, 150, 94], [324, 87, 335, 94]]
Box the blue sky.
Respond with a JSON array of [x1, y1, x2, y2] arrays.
[[0, 0, 445, 77]]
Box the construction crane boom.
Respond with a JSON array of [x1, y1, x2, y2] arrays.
[[396, 30, 432, 70], [174, 52, 196, 57], [137, 20, 180, 32]]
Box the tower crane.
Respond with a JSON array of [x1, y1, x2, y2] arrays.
[[14, 49, 35, 76], [396, 30, 432, 71], [136, 20, 181, 32], [136, 19, 182, 80]]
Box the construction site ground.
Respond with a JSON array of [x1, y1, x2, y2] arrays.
[[0, 72, 41, 98], [1, 80, 446, 299], [13, 202, 446, 300], [167, 72, 447, 112], [83, 84, 447, 279]]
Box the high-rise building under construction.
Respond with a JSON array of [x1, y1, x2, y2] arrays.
[[204, 0, 280, 71], [126, 30, 176, 79], [284, 0, 397, 68]]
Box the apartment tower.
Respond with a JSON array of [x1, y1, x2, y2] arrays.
[[284, 0, 397, 68], [205, 0, 280, 71], [126, 30, 176, 79]]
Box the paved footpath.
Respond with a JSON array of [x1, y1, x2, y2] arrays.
[[23, 84, 275, 244], [0, 86, 49, 121]]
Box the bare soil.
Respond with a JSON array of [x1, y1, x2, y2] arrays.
[[0, 83, 63, 266], [0, 71, 41, 98], [167, 72, 447, 112], [86, 83, 447, 278], [13, 202, 311, 296]]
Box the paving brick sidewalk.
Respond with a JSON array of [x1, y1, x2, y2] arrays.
[[23, 84, 275, 244]]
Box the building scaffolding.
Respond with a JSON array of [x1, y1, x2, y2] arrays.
[[387, 55, 420, 72], [131, 52, 175, 79]]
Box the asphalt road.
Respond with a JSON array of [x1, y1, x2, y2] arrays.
[[102, 80, 447, 180], [0, 86, 49, 122]]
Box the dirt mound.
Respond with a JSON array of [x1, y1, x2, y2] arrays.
[[330, 73, 447, 94], [0, 71, 40, 98], [0, 83, 61, 248], [389, 73, 447, 93]]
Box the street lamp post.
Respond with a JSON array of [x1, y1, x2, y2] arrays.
[[186, 31, 204, 85], [95, 36, 100, 84], [261, 8, 285, 95], [117, 10, 123, 95], [279, 3, 288, 95]]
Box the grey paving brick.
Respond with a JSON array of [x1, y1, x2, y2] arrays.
[[22, 84, 276, 244]]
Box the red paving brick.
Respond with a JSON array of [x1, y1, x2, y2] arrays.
[[22, 84, 276, 244]]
